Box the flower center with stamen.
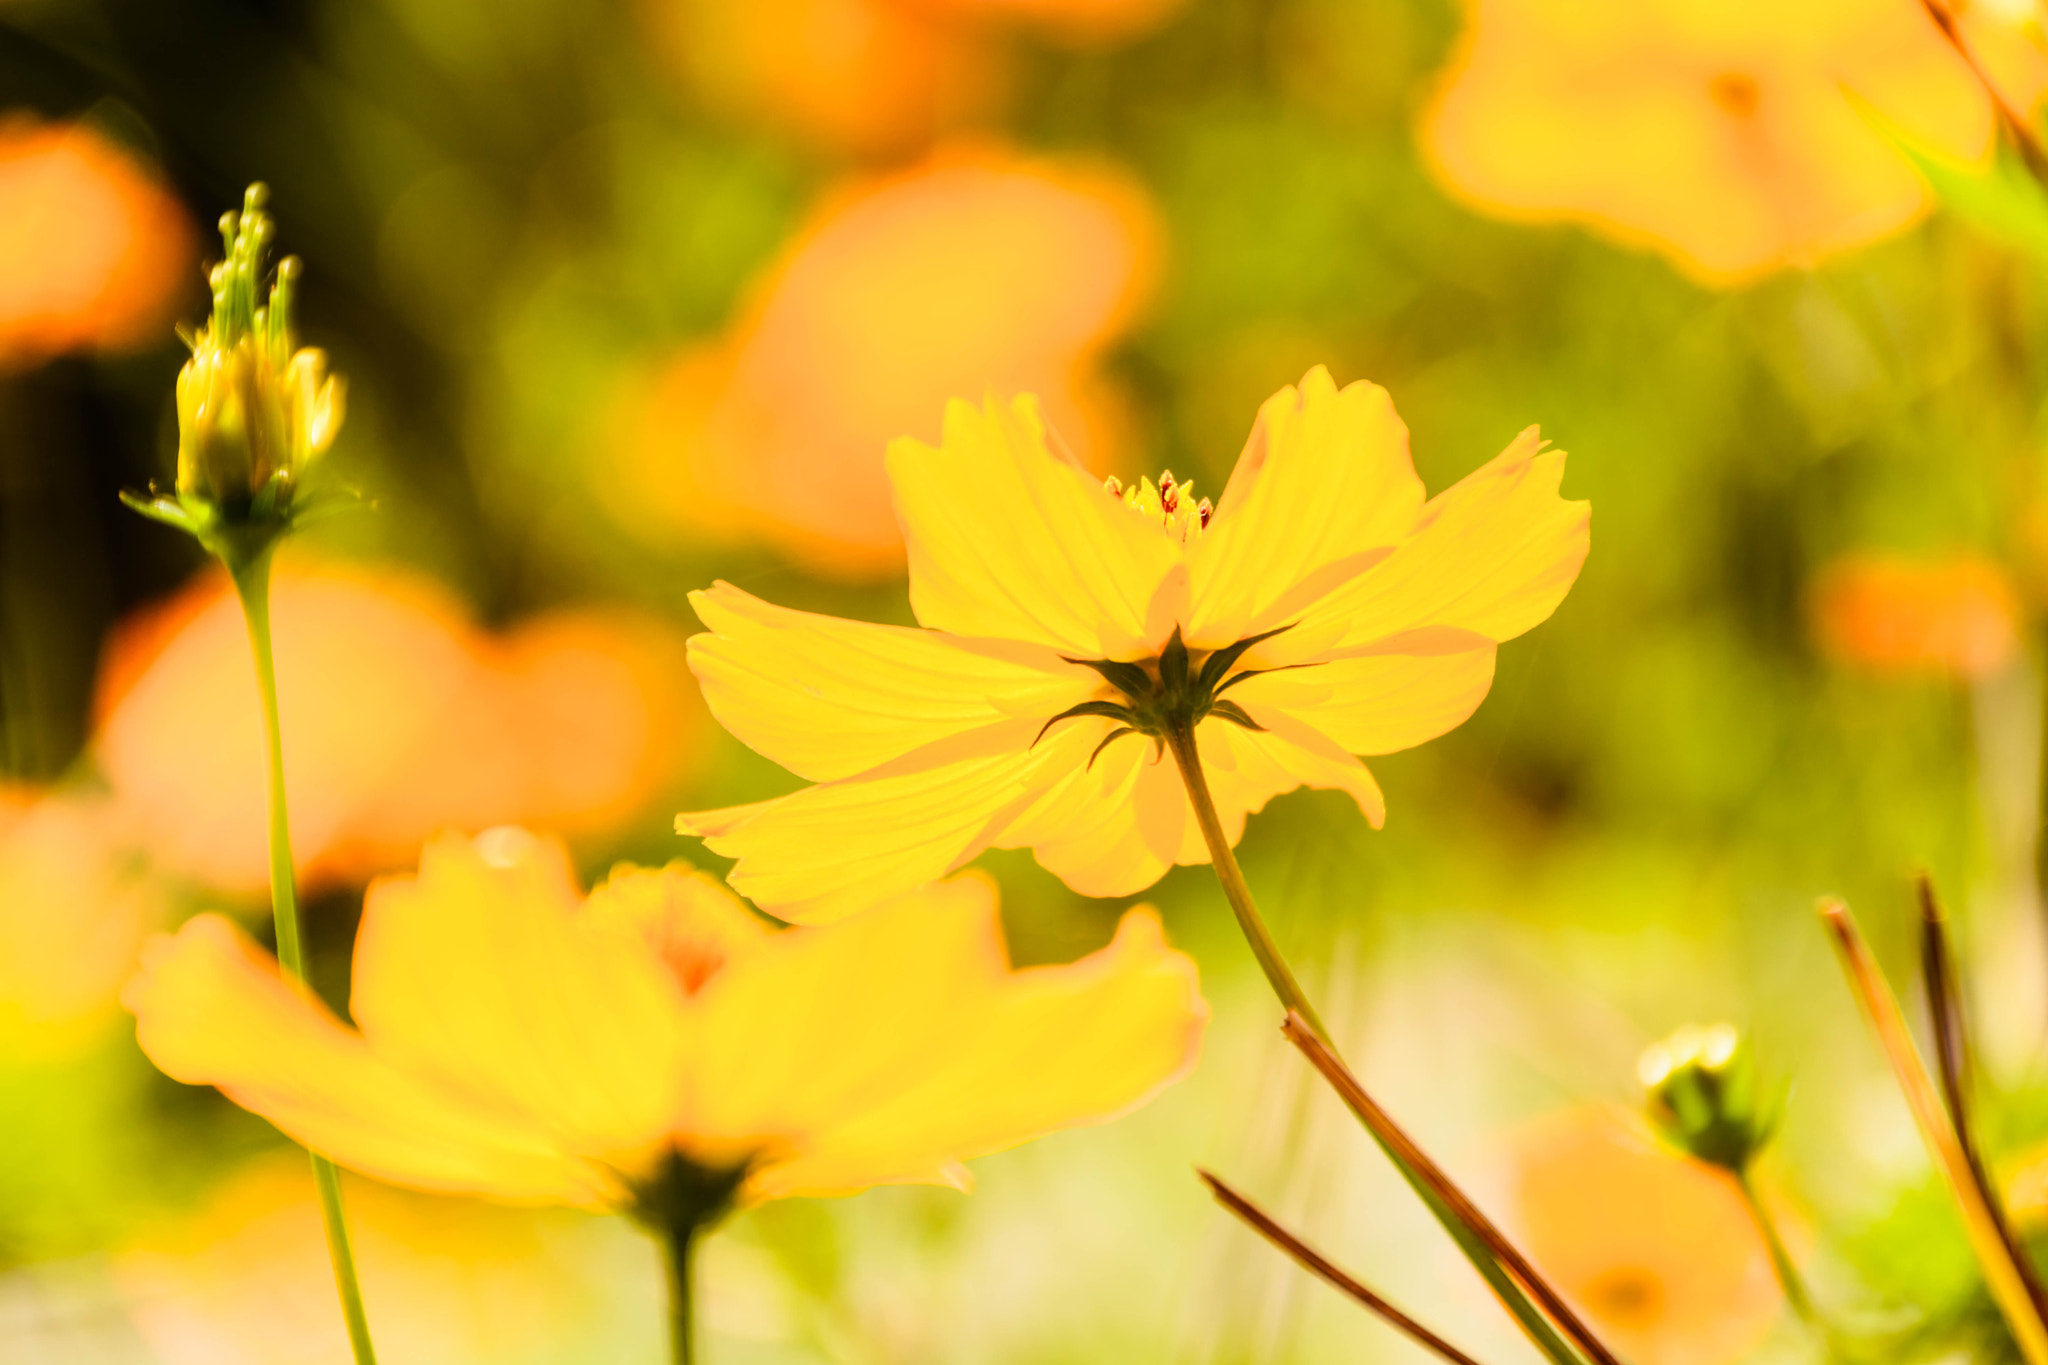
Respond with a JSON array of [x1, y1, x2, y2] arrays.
[[1104, 470, 1211, 542]]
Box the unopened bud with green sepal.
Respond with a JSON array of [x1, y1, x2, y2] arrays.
[[124, 184, 354, 568], [1639, 1022, 1780, 1174]]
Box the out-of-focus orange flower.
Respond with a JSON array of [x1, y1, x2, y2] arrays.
[[0, 117, 194, 369], [0, 789, 162, 1060], [645, 0, 1185, 155], [94, 556, 700, 894], [119, 1154, 618, 1365], [1810, 551, 2023, 678], [1420, 0, 2007, 284], [615, 147, 1158, 577], [1508, 1109, 1781, 1365], [127, 829, 1206, 1209]]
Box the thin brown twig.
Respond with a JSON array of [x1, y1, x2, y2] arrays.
[[1916, 877, 2048, 1325], [1280, 1013, 1622, 1365], [1198, 1170, 1499, 1365], [1919, 0, 2048, 186]]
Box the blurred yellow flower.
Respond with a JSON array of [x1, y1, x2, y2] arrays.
[[1420, 0, 2014, 284], [1508, 1109, 1782, 1365], [0, 789, 162, 1061], [1809, 551, 2022, 678], [615, 146, 1157, 576], [679, 366, 1588, 922], [0, 116, 194, 369], [95, 556, 701, 895], [126, 828, 1205, 1209]]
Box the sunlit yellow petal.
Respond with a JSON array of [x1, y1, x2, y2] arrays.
[[1212, 709, 1387, 829], [688, 580, 1093, 782], [888, 392, 1187, 657], [678, 718, 1071, 923], [1187, 366, 1426, 647], [683, 876, 1007, 1170], [677, 878, 1204, 1199], [125, 916, 611, 1205], [1232, 646, 1497, 755], [1283, 427, 1588, 662], [995, 727, 1180, 897], [349, 831, 688, 1169]]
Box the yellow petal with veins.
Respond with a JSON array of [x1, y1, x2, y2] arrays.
[[125, 915, 615, 1206], [889, 393, 1187, 658], [1187, 366, 1426, 648], [1232, 646, 1497, 756], [1282, 428, 1588, 664], [679, 719, 1073, 923], [350, 831, 689, 1171], [688, 580, 1093, 783]]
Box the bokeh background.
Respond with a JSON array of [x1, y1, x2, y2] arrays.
[[8, 0, 2048, 1360]]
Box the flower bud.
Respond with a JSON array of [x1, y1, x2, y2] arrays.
[[1638, 1022, 1776, 1173], [171, 186, 345, 515], [131, 184, 355, 566]]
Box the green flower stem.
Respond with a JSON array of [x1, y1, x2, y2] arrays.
[[1162, 722, 1588, 1365], [1736, 1170, 1817, 1325], [664, 1217, 702, 1365], [230, 550, 379, 1365]]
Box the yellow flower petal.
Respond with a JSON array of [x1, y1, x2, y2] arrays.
[[1282, 426, 1588, 663], [995, 729, 1181, 897], [125, 915, 612, 1205], [1187, 366, 1426, 648], [1209, 709, 1388, 829], [680, 718, 1077, 923], [688, 580, 1093, 782], [888, 393, 1188, 657], [682, 881, 1205, 1200], [683, 875, 1005, 1169], [349, 831, 689, 1169], [1232, 646, 1498, 755]]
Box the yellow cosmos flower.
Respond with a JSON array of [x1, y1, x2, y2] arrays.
[[125, 828, 1206, 1214], [680, 366, 1588, 923]]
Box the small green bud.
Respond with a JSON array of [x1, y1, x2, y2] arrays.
[[1639, 1022, 1778, 1174], [127, 183, 355, 567]]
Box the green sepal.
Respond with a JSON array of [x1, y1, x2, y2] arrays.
[[1207, 699, 1265, 732], [1194, 624, 1291, 696], [1087, 727, 1141, 768], [1158, 627, 1191, 693], [1061, 655, 1155, 700], [1034, 699, 1139, 747]]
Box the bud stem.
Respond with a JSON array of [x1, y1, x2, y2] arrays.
[[1734, 1169, 1817, 1325], [1162, 720, 1593, 1365], [230, 550, 380, 1365]]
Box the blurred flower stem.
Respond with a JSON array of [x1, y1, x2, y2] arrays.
[[1163, 720, 1596, 1365], [1820, 897, 2048, 1365], [231, 547, 379, 1365], [1733, 1169, 1817, 1325]]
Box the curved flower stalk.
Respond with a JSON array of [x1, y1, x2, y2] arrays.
[[126, 829, 1208, 1364], [680, 365, 1588, 924]]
